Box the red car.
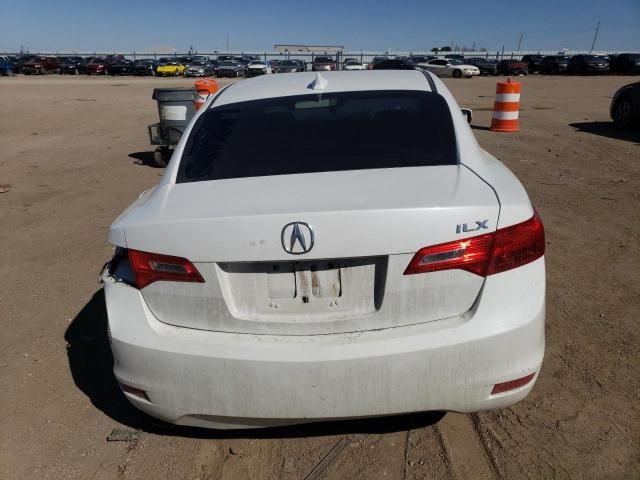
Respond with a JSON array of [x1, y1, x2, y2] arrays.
[[497, 59, 528, 75], [312, 56, 336, 71], [86, 55, 125, 75], [21, 56, 59, 74]]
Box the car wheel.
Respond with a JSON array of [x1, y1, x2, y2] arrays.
[[453, 69, 462, 78], [153, 147, 169, 168], [612, 98, 633, 128]]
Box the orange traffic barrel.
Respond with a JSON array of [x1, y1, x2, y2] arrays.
[[490, 79, 521, 132], [194, 78, 219, 111]]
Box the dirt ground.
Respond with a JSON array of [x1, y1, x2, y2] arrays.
[[0, 73, 638, 480]]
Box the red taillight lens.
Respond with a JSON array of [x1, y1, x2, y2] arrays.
[[404, 211, 544, 277], [128, 249, 205, 289], [487, 210, 545, 275], [404, 232, 494, 276]]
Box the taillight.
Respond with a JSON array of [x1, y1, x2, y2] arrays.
[[128, 249, 205, 289], [404, 211, 544, 277]]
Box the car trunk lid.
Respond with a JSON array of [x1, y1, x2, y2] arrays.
[[114, 166, 499, 335]]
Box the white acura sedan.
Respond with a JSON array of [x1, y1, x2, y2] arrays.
[[103, 70, 545, 429]]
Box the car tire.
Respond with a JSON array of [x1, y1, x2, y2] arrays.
[[153, 147, 170, 168], [453, 69, 462, 78], [612, 98, 633, 128]]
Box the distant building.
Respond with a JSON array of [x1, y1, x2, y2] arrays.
[[274, 44, 344, 55]]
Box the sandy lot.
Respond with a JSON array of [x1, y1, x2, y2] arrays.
[[0, 73, 638, 480]]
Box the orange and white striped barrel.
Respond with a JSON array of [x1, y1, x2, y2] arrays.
[[193, 78, 219, 111], [490, 79, 521, 132]]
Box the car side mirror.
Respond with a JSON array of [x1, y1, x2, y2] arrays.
[[461, 108, 473, 124]]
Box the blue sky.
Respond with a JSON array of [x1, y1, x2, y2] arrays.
[[1, 0, 638, 53]]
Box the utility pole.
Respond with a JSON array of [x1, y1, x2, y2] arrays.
[[590, 21, 600, 52], [225, 33, 229, 51], [517, 33, 523, 51]]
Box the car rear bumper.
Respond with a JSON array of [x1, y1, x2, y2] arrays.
[[104, 258, 545, 429]]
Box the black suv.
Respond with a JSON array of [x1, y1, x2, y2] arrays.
[[521, 55, 544, 73], [59, 56, 86, 75], [611, 54, 640, 75], [540, 56, 570, 74], [372, 58, 420, 70], [568, 55, 609, 75], [465, 58, 497, 75]]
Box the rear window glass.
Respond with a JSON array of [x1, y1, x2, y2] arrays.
[[177, 90, 457, 183]]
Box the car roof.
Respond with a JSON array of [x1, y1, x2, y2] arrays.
[[212, 71, 433, 107]]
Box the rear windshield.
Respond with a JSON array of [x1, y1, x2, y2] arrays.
[[177, 90, 457, 183]]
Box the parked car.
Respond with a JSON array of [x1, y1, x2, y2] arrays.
[[497, 59, 528, 75], [610, 82, 640, 128], [295, 59, 307, 72], [407, 56, 436, 69], [157, 60, 186, 77], [217, 55, 234, 62], [245, 60, 271, 77], [58, 56, 86, 75], [109, 59, 135, 75], [132, 59, 158, 76], [13, 55, 36, 73], [343, 58, 366, 70], [277, 60, 302, 73], [185, 61, 216, 77], [444, 54, 465, 60], [0, 57, 17, 76], [102, 69, 546, 430], [312, 56, 336, 71], [540, 55, 570, 74], [215, 60, 246, 77], [520, 55, 544, 73], [86, 57, 109, 75], [21, 56, 59, 74], [567, 55, 609, 75], [610, 53, 640, 75], [424, 58, 480, 78], [465, 58, 498, 75], [269, 60, 281, 73], [373, 58, 421, 70]]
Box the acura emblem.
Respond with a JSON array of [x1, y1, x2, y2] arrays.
[[281, 222, 314, 255]]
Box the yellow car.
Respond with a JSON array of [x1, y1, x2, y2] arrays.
[[156, 60, 186, 77]]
